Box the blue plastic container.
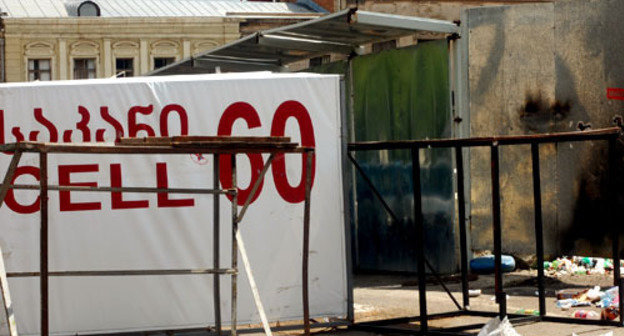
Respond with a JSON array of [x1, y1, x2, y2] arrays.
[[470, 255, 516, 273]]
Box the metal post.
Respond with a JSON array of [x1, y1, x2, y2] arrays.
[[608, 138, 623, 325], [531, 143, 546, 317], [339, 77, 355, 324], [39, 152, 49, 336], [0, 151, 22, 208], [490, 145, 506, 319], [303, 150, 313, 336], [455, 146, 470, 309], [230, 154, 238, 336], [411, 147, 427, 333], [213, 155, 222, 335]]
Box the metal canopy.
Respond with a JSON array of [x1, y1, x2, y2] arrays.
[[149, 8, 459, 76]]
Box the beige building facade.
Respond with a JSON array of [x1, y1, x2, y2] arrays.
[[3, 17, 240, 82], [0, 0, 322, 82]]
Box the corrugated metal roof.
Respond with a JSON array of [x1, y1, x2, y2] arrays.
[[67, 0, 320, 18], [0, 0, 68, 17], [0, 0, 319, 18], [150, 8, 460, 75]]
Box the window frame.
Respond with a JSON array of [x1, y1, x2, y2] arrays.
[[115, 57, 135, 77], [72, 58, 97, 80], [27, 58, 52, 82], [77, 1, 101, 16], [153, 57, 176, 70]]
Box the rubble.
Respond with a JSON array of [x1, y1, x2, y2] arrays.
[[546, 257, 622, 321], [544, 256, 618, 276], [554, 286, 620, 320]]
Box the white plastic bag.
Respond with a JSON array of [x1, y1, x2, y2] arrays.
[[478, 317, 522, 336]]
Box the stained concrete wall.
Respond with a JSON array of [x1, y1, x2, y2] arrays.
[[467, 0, 624, 258]]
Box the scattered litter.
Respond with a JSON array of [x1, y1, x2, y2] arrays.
[[601, 306, 619, 321], [514, 309, 539, 316], [554, 285, 621, 320], [478, 316, 522, 336], [469, 289, 482, 297], [572, 310, 600, 320], [545, 256, 621, 276]]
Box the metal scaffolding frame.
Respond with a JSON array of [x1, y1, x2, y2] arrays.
[[0, 136, 315, 336], [347, 127, 623, 335]]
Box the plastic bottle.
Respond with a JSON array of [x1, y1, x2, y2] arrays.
[[573, 310, 600, 320], [515, 309, 539, 316]]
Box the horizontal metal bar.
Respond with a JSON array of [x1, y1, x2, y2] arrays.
[[8, 184, 235, 195], [348, 127, 621, 151], [351, 10, 460, 34], [355, 311, 464, 327], [0, 142, 310, 154], [352, 325, 474, 336], [350, 325, 423, 334], [118, 136, 292, 146], [258, 34, 354, 54], [7, 268, 237, 278], [541, 315, 623, 326], [103, 320, 349, 336]]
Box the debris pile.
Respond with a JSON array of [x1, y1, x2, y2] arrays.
[[544, 256, 620, 276], [555, 286, 620, 321]]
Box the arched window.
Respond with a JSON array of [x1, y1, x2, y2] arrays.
[[77, 1, 100, 17]]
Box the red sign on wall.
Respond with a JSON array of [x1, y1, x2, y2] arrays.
[[607, 87, 624, 100]]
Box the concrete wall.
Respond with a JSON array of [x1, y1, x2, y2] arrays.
[[466, 0, 624, 258], [354, 1, 551, 21]]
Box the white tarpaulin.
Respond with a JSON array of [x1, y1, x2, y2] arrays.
[[0, 72, 347, 335]]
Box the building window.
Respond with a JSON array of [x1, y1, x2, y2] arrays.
[[74, 58, 96, 79], [77, 1, 101, 16], [28, 59, 52, 81], [115, 58, 134, 77], [154, 57, 175, 70]]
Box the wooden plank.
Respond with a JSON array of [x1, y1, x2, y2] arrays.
[[235, 230, 273, 336], [5, 142, 303, 154], [117, 136, 291, 146], [0, 244, 18, 336]]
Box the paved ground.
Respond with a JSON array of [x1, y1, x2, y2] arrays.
[[341, 271, 622, 336], [242, 271, 624, 335]]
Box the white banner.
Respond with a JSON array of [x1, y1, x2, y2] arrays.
[[0, 72, 347, 335]]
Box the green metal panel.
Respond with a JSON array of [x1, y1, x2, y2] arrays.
[[351, 40, 454, 273]]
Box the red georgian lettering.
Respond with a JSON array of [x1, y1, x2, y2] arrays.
[[32, 108, 58, 142], [76, 106, 91, 141], [97, 106, 125, 141], [128, 105, 155, 137], [160, 104, 189, 136]]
